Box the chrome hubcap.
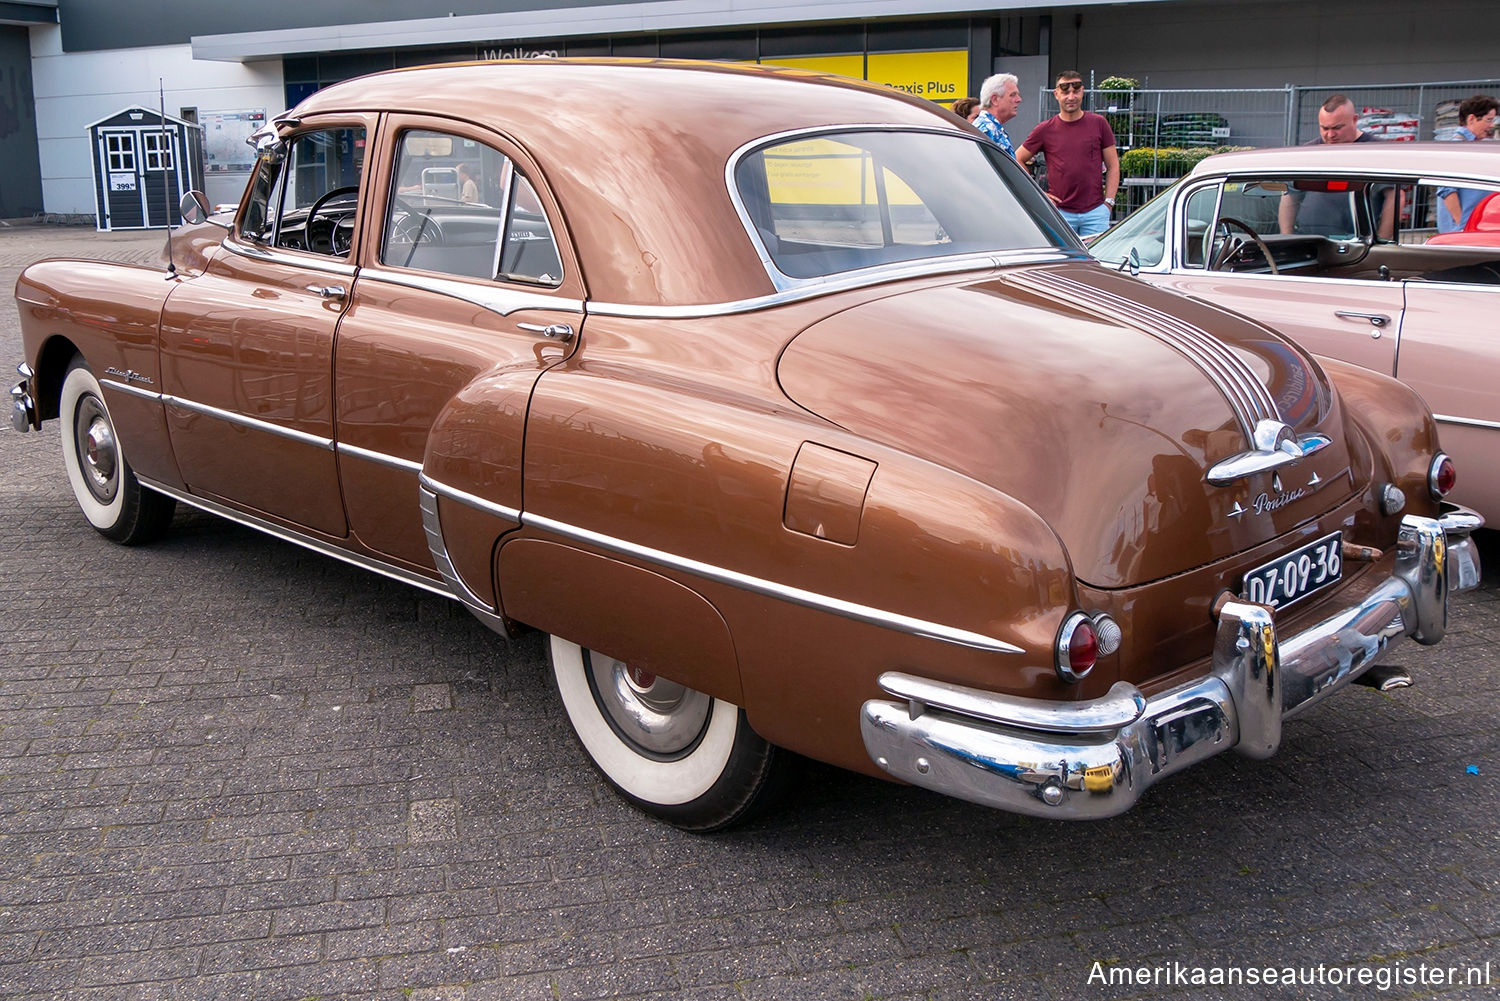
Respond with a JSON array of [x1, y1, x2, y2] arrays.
[[587, 651, 711, 757], [76, 398, 119, 502]]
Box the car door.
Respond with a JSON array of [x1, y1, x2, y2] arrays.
[[1392, 178, 1500, 523], [159, 117, 375, 536], [1152, 174, 1403, 378], [332, 118, 584, 576]]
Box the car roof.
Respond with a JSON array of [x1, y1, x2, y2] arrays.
[[289, 59, 967, 308], [1189, 142, 1500, 181]]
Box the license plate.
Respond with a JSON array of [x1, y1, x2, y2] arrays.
[[1241, 531, 1343, 609]]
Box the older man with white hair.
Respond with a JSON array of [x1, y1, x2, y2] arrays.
[[974, 72, 1022, 157]]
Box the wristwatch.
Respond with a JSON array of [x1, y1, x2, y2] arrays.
[[1104, 196, 1116, 207]]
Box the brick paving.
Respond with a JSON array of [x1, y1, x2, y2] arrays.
[[2, 222, 1497, 1000]]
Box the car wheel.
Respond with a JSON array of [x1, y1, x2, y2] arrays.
[[59, 358, 175, 545], [549, 635, 787, 832]]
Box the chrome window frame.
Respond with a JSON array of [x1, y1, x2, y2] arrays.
[[724, 123, 1083, 295]]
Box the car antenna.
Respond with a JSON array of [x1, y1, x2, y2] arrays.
[[159, 78, 177, 278]]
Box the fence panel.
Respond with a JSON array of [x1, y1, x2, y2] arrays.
[[1031, 86, 1294, 215], [1290, 79, 1500, 143], [1025, 79, 1500, 219]]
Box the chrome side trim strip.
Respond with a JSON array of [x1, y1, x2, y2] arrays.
[[1434, 413, 1500, 431], [419, 484, 511, 633], [337, 442, 424, 474], [588, 250, 1077, 320], [162, 395, 335, 451], [100, 378, 163, 403], [135, 476, 453, 599], [522, 511, 1023, 654], [419, 474, 522, 523], [359, 266, 583, 318], [223, 239, 358, 278]]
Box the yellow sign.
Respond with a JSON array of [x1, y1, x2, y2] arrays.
[[755, 50, 969, 106], [762, 138, 921, 208], [868, 50, 968, 103], [756, 55, 864, 78]]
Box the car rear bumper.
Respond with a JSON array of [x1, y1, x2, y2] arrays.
[[860, 509, 1483, 819]]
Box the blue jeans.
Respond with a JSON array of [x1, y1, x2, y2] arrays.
[[1059, 202, 1112, 238]]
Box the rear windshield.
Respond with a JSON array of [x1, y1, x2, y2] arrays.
[[734, 129, 1076, 280]]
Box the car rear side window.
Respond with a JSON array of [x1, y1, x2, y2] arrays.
[[382, 129, 562, 287], [734, 129, 1071, 280]]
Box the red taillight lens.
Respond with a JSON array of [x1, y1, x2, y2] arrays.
[[1056, 613, 1099, 683], [1429, 453, 1456, 499]]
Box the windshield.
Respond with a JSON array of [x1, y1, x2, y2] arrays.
[[1091, 181, 1180, 268], [734, 130, 1077, 280]]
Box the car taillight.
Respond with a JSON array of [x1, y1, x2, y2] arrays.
[[1055, 612, 1099, 683], [1429, 453, 1456, 499]]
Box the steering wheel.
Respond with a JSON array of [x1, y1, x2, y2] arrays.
[[304, 185, 360, 256], [386, 195, 444, 252], [1208, 216, 1278, 274]]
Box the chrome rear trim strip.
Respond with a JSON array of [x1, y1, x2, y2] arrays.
[[419, 474, 522, 523], [135, 476, 453, 599], [1434, 413, 1500, 431], [419, 484, 510, 633], [522, 511, 1023, 654]]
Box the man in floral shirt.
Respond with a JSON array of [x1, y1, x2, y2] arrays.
[[974, 73, 1022, 158]]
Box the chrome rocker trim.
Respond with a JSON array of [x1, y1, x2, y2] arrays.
[[136, 476, 454, 600], [861, 510, 1484, 820]]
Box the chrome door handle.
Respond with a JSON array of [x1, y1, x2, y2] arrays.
[[517, 322, 575, 342], [1334, 310, 1390, 327], [306, 284, 347, 299]]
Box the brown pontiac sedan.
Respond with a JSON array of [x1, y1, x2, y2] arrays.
[[9, 61, 1485, 831]]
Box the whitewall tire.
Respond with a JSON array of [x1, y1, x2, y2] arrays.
[[549, 635, 787, 831], [58, 358, 175, 545]]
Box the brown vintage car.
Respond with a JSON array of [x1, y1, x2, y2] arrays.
[[8, 61, 1485, 831]]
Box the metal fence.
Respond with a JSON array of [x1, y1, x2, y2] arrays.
[[1030, 78, 1500, 217]]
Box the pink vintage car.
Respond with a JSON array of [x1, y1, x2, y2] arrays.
[[1094, 143, 1500, 525]]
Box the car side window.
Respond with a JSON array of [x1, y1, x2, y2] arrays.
[[266, 128, 366, 257], [383, 129, 562, 287], [239, 155, 281, 244], [1181, 185, 1221, 268]]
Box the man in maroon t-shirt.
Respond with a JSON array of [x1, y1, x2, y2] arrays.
[[1016, 70, 1120, 238]]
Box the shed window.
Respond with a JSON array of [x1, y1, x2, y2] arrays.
[[143, 132, 175, 172], [105, 134, 136, 172]]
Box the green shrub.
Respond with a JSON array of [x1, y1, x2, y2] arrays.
[[1119, 145, 1252, 177]]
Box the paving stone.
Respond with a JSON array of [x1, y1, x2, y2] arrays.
[[2, 226, 1500, 1000]]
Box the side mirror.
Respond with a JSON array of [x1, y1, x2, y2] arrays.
[[179, 190, 230, 229]]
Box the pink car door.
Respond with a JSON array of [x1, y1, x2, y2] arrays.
[[1396, 279, 1500, 523]]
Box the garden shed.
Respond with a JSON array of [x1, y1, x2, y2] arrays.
[[87, 107, 205, 231]]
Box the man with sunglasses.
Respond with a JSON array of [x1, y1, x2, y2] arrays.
[[1016, 71, 1120, 238]]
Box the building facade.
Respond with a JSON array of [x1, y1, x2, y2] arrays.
[[4, 0, 1496, 220]]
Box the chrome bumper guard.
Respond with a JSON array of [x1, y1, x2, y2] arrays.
[[10, 363, 36, 433], [861, 510, 1483, 820]]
